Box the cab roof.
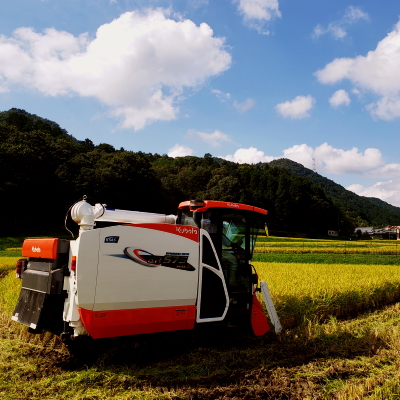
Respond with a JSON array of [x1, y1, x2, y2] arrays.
[[178, 200, 267, 215]]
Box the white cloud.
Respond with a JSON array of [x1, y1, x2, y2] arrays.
[[313, 143, 384, 174], [276, 95, 315, 119], [329, 89, 351, 108], [168, 144, 194, 158], [346, 183, 364, 194], [233, 98, 255, 112], [188, 129, 231, 147], [222, 147, 275, 164], [221, 143, 387, 175], [189, 0, 209, 8], [0, 76, 9, 93], [232, 0, 281, 33], [364, 163, 400, 179], [212, 91, 254, 112], [0, 9, 231, 130], [315, 20, 400, 120], [281, 144, 314, 168], [366, 96, 400, 120], [347, 181, 400, 207], [343, 6, 369, 23], [211, 89, 231, 102], [313, 6, 368, 40], [314, 24, 347, 40], [272, 143, 384, 175]]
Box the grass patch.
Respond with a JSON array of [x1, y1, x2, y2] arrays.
[[0, 237, 26, 251], [0, 237, 24, 257], [253, 252, 400, 265]]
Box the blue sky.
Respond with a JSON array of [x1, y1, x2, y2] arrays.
[[1, 0, 400, 206]]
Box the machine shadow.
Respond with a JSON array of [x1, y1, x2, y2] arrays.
[[60, 318, 385, 388], [65, 323, 259, 366]]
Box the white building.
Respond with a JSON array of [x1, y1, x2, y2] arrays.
[[354, 227, 374, 235], [327, 230, 339, 237]]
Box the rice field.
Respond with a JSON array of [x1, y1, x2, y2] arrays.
[[0, 257, 20, 277], [251, 237, 400, 329], [2, 235, 400, 399], [255, 261, 400, 329]]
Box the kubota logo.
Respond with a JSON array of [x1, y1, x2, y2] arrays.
[[227, 203, 239, 208], [176, 227, 197, 235], [31, 246, 41, 253]]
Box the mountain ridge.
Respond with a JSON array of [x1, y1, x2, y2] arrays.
[[268, 158, 400, 227]]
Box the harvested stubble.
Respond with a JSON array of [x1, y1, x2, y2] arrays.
[[254, 261, 400, 329]]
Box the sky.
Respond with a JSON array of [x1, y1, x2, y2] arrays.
[[1, 0, 400, 206]]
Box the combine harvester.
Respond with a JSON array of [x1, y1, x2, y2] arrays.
[[12, 198, 281, 343]]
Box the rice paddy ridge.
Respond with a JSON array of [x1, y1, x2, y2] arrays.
[[254, 237, 400, 257]]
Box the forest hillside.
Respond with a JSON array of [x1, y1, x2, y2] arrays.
[[1, 108, 399, 236], [269, 158, 400, 227]]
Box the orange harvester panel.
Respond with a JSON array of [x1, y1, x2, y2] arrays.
[[250, 293, 270, 336], [22, 238, 59, 259], [79, 305, 197, 339], [178, 200, 268, 215]]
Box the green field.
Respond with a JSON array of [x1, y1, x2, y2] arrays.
[[1, 236, 400, 399]]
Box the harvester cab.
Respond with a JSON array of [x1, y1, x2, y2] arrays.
[[178, 200, 265, 324], [12, 198, 281, 343]]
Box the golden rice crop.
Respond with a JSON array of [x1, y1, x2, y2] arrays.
[[255, 240, 399, 249], [0, 257, 20, 276], [256, 241, 398, 247], [257, 236, 331, 242], [254, 261, 400, 329], [254, 246, 399, 255], [0, 270, 21, 314]]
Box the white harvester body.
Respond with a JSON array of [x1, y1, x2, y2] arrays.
[[12, 199, 281, 342]]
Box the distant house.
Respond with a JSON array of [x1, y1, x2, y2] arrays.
[[372, 226, 400, 240], [351, 227, 374, 240], [328, 230, 339, 237]]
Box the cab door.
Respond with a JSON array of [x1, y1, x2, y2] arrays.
[[196, 230, 229, 322]]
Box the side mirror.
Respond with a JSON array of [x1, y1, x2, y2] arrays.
[[252, 273, 258, 285]]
